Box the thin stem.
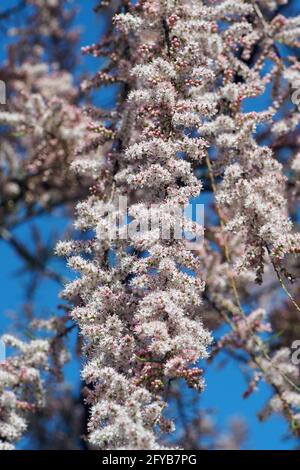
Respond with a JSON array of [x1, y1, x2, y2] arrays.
[[205, 154, 244, 315], [0, 227, 65, 285], [0, 0, 26, 21], [270, 255, 300, 315]]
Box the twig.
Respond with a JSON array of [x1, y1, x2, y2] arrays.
[[0, 1, 26, 21]]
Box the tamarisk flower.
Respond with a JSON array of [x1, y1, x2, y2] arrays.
[[199, 3, 300, 279], [58, 0, 300, 447], [0, 335, 49, 450], [58, 0, 217, 449], [258, 348, 300, 426], [0, 62, 99, 228]]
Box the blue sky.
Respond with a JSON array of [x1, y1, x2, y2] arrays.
[[0, 0, 298, 450]]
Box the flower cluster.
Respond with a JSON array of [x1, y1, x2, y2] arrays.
[[58, 0, 224, 449], [0, 335, 49, 450], [2, 0, 300, 450], [58, 0, 300, 448]]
